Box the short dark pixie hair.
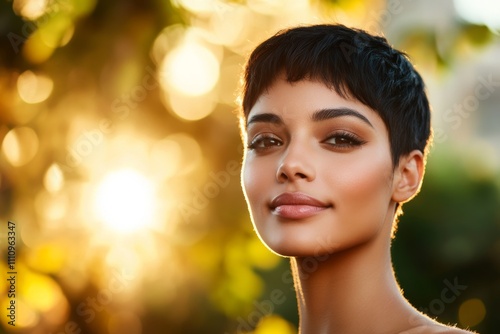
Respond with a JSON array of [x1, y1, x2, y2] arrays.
[[240, 24, 432, 166]]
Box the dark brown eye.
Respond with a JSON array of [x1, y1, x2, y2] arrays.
[[324, 131, 365, 148], [247, 135, 282, 150]]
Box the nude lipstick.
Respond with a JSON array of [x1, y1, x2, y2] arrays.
[[270, 192, 332, 220]]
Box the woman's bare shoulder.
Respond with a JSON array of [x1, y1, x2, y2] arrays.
[[435, 327, 477, 334], [400, 323, 477, 334]]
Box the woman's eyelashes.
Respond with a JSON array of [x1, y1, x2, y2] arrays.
[[323, 131, 366, 149], [247, 133, 283, 151], [247, 131, 366, 152]]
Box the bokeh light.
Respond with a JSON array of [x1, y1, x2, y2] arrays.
[[17, 70, 54, 104], [206, 4, 252, 47], [160, 40, 220, 97], [13, 0, 48, 20], [39, 16, 75, 48], [23, 270, 66, 314], [167, 89, 217, 120], [43, 163, 64, 193], [27, 243, 67, 274], [459, 298, 487, 328], [93, 169, 157, 233], [254, 315, 296, 334], [22, 30, 56, 63], [1, 126, 39, 166]]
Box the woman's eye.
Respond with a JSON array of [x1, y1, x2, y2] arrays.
[[324, 132, 365, 148], [247, 135, 282, 150]]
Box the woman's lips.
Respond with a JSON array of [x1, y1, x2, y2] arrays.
[[273, 204, 328, 219], [270, 192, 332, 220]]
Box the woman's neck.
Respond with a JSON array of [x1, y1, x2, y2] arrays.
[[290, 231, 421, 334]]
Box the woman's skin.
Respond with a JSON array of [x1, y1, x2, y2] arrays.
[[241, 76, 473, 333]]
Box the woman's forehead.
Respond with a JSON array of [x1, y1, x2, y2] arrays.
[[248, 78, 382, 125]]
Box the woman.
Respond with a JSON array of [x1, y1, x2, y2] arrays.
[[239, 24, 475, 333]]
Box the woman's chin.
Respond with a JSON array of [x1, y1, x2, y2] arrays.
[[260, 236, 343, 259]]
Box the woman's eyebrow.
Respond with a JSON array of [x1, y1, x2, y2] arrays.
[[311, 108, 373, 128], [246, 113, 283, 128]]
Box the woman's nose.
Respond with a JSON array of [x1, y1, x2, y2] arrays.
[[276, 143, 315, 183]]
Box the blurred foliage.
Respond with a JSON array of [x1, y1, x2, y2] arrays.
[[0, 0, 499, 333], [393, 145, 500, 333]]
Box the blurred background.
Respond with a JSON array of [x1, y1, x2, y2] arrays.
[[0, 0, 499, 333]]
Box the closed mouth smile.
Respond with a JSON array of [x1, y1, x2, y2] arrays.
[[269, 192, 332, 220]]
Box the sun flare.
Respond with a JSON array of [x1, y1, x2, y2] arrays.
[[93, 169, 157, 233]]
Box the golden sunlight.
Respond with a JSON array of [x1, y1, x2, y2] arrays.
[[93, 169, 157, 234], [160, 40, 220, 96], [17, 70, 54, 104], [13, 0, 49, 20], [43, 163, 64, 193], [1, 126, 39, 167], [167, 89, 217, 120]]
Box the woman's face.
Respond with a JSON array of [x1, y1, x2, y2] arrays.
[[241, 78, 398, 257]]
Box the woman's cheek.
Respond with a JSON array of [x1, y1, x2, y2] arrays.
[[325, 156, 392, 216], [242, 158, 267, 211]]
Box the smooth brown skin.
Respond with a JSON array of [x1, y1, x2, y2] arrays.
[[241, 78, 475, 334]]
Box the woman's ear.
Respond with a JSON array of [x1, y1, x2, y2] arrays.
[[392, 150, 425, 203]]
